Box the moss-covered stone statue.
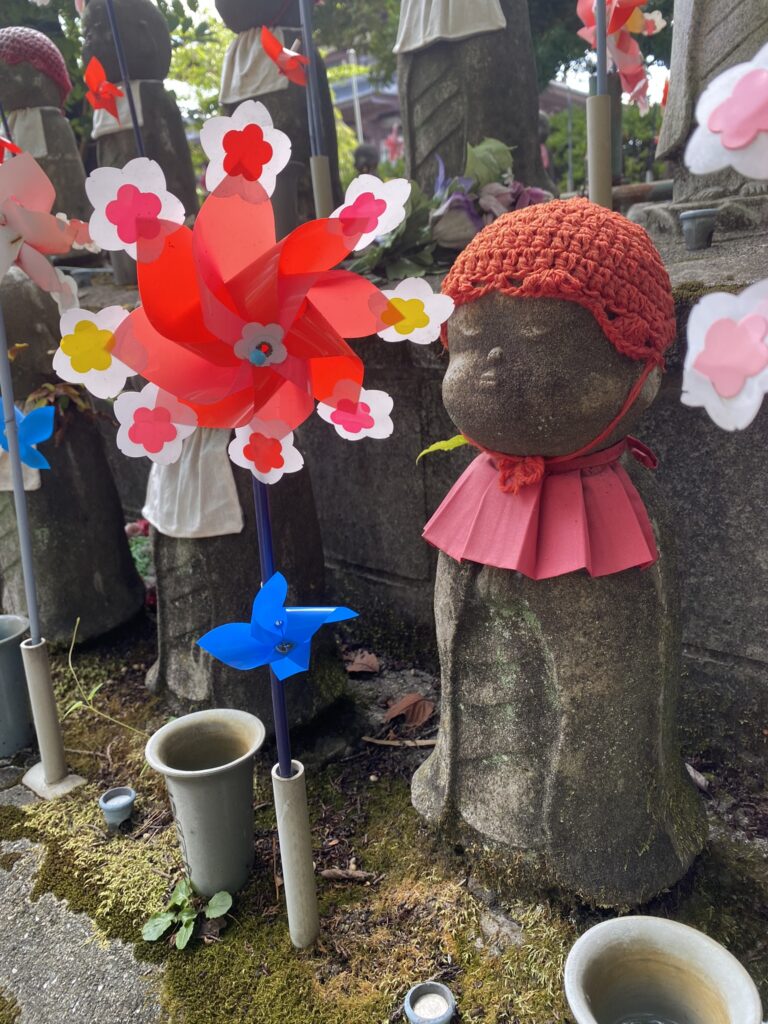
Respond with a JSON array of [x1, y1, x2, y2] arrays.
[[394, 0, 553, 195], [0, 27, 89, 220], [419, 199, 706, 906], [216, 0, 342, 224], [81, 0, 198, 282]]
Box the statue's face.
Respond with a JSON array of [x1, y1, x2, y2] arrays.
[[442, 293, 660, 456]]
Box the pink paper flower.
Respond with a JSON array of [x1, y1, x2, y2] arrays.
[[317, 385, 394, 441], [331, 174, 411, 251], [114, 383, 196, 464], [86, 158, 185, 260], [693, 314, 768, 398], [200, 100, 291, 197], [707, 68, 768, 150]]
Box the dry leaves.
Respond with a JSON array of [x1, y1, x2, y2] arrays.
[[343, 649, 381, 674], [383, 692, 435, 729]]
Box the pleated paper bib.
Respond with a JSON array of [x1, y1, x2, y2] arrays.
[[422, 437, 658, 580]]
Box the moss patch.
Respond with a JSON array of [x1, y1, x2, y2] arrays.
[[0, 988, 19, 1024], [0, 851, 22, 872]]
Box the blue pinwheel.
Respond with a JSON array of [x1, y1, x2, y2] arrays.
[[0, 405, 55, 470], [197, 571, 357, 681]]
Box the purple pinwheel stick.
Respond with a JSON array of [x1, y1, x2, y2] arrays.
[[103, 0, 145, 158]]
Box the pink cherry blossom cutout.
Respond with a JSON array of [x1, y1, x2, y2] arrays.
[[707, 68, 768, 150], [339, 192, 388, 235], [693, 313, 768, 398], [128, 405, 178, 453], [330, 398, 375, 433], [106, 183, 163, 244]]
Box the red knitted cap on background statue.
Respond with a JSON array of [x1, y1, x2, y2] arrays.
[[423, 198, 677, 580], [0, 27, 73, 107]]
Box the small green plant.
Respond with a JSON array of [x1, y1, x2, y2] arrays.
[[142, 878, 233, 950]]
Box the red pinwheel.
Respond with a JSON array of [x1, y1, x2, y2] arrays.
[[107, 177, 394, 434], [260, 26, 310, 87], [84, 56, 124, 122], [0, 137, 21, 165]]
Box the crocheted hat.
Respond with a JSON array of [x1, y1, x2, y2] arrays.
[[0, 27, 72, 107], [441, 197, 675, 365]]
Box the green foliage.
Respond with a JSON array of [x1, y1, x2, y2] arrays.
[[463, 137, 514, 189], [346, 182, 435, 282], [335, 108, 359, 191], [547, 101, 666, 193], [314, 0, 400, 86], [168, 18, 233, 122], [143, 878, 233, 951], [417, 435, 468, 463]]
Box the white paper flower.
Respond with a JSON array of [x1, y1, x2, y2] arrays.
[[685, 42, 768, 180], [85, 158, 185, 260], [317, 386, 394, 441], [52, 270, 79, 314], [200, 100, 291, 197], [682, 279, 768, 430], [233, 322, 287, 367], [331, 174, 411, 251], [377, 277, 455, 345], [56, 306, 134, 399], [114, 383, 196, 464], [228, 419, 303, 484]]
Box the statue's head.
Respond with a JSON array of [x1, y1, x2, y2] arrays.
[[216, 0, 301, 34], [440, 199, 675, 456], [82, 0, 171, 82], [0, 26, 71, 111]]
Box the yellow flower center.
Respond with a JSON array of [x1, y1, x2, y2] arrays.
[[382, 297, 430, 336], [61, 320, 115, 373]]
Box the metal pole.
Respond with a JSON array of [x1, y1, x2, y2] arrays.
[[0, 100, 11, 142], [0, 305, 41, 644], [586, 1, 612, 207], [566, 89, 574, 193], [251, 477, 293, 779], [595, 0, 607, 96], [103, 0, 146, 158], [347, 48, 364, 144], [297, 0, 333, 216]]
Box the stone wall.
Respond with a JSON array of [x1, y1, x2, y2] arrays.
[[304, 281, 768, 759]]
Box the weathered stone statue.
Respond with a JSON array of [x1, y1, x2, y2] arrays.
[[0, 270, 144, 642], [216, 0, 342, 224], [0, 27, 89, 220], [81, 0, 198, 282], [649, 0, 768, 228], [417, 200, 705, 906], [395, 0, 551, 195]]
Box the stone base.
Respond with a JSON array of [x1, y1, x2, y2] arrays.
[[22, 763, 86, 801]]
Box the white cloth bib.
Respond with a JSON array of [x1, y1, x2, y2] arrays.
[[7, 107, 54, 158], [394, 0, 507, 53], [91, 81, 146, 139], [220, 27, 290, 105], [142, 428, 244, 539]]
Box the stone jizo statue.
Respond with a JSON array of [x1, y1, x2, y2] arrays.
[[417, 199, 706, 906]]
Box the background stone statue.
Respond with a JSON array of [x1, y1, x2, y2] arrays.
[[81, 0, 198, 282], [415, 202, 705, 906], [0, 269, 144, 642], [0, 27, 89, 220], [395, 0, 553, 195], [216, 0, 342, 225], [652, 0, 768, 227]]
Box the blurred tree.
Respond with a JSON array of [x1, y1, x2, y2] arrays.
[[547, 100, 665, 192], [168, 18, 233, 121]]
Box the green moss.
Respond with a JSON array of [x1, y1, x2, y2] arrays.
[[0, 852, 22, 872], [0, 805, 24, 839], [0, 987, 20, 1024], [672, 281, 747, 305]]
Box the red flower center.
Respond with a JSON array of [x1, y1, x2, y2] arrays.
[[242, 432, 285, 473], [339, 192, 388, 236], [106, 184, 163, 244], [222, 125, 274, 182], [128, 405, 177, 453], [330, 398, 374, 433]]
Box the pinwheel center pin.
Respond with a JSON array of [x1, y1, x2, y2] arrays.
[[275, 641, 295, 654]]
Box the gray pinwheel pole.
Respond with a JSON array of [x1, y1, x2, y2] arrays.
[[587, 0, 612, 208], [252, 480, 320, 949], [0, 304, 84, 798], [298, 0, 334, 217]]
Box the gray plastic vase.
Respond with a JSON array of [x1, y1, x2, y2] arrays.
[[0, 615, 33, 757], [145, 709, 266, 898]]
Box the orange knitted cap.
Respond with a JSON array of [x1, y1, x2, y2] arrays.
[[441, 197, 675, 364]]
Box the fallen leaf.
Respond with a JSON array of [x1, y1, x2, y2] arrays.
[[685, 762, 710, 793], [384, 692, 435, 728], [343, 649, 381, 674], [199, 915, 228, 943]]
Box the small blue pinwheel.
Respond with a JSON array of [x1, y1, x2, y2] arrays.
[[0, 405, 55, 470], [197, 571, 357, 681]]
